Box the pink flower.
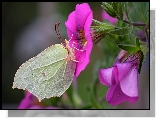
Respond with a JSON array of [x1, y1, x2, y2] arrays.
[[99, 51, 142, 106], [18, 92, 58, 109], [101, 10, 117, 25], [65, 3, 93, 77]]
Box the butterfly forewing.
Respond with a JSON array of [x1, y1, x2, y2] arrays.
[[13, 44, 68, 95], [13, 42, 77, 102]]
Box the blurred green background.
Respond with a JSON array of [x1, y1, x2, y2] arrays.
[[2, 2, 149, 109]]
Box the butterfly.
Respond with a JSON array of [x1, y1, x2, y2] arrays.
[[12, 22, 81, 102]]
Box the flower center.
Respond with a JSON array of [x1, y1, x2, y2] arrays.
[[77, 29, 87, 46]]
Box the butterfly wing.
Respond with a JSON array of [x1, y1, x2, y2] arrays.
[[39, 59, 76, 101], [13, 44, 69, 101]]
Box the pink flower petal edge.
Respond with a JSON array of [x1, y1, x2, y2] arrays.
[[99, 67, 114, 86], [65, 3, 93, 77]]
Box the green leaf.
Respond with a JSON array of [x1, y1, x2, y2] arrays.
[[101, 2, 124, 20], [109, 25, 133, 35], [131, 2, 149, 24], [92, 19, 115, 36], [116, 19, 127, 27], [101, 2, 117, 18], [111, 2, 118, 11], [135, 37, 140, 48], [92, 19, 104, 26], [118, 44, 140, 52], [112, 2, 124, 20], [117, 2, 124, 20], [128, 34, 136, 45], [124, 2, 132, 23], [92, 19, 115, 30]]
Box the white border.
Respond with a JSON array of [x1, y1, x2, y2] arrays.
[[151, 0, 156, 9], [0, 110, 7, 118]]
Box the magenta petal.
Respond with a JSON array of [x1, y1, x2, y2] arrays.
[[84, 12, 93, 62], [74, 9, 93, 77], [127, 96, 138, 103], [114, 62, 132, 82], [65, 11, 76, 39], [84, 8, 93, 52], [84, 9, 93, 32], [75, 51, 86, 77], [85, 36, 92, 64], [76, 3, 92, 28], [75, 29, 93, 77], [120, 66, 138, 97], [18, 92, 32, 109], [106, 84, 138, 106], [99, 67, 114, 86], [106, 84, 128, 106]]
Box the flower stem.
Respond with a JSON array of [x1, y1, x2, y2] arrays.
[[123, 20, 149, 47], [123, 20, 146, 26]]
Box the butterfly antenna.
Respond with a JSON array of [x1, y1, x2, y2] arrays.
[[55, 22, 63, 43]]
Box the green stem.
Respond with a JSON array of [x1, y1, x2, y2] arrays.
[[123, 20, 146, 26]]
